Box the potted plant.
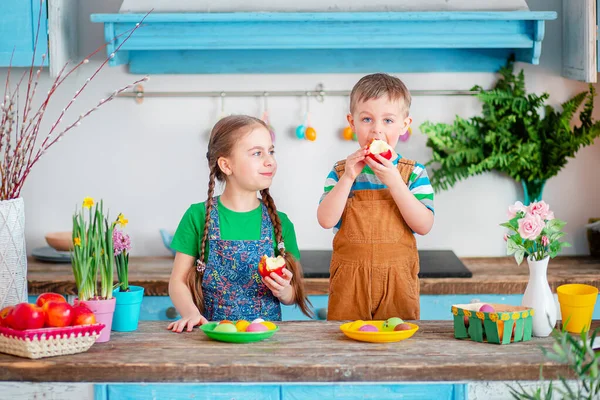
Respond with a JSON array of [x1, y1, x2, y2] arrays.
[[420, 58, 600, 204], [501, 200, 571, 337], [509, 325, 600, 399], [71, 197, 117, 342], [112, 215, 144, 332], [0, 14, 148, 310]]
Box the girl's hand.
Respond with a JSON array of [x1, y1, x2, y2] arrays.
[[262, 267, 293, 300], [365, 153, 402, 189], [342, 147, 368, 182], [167, 311, 209, 333]]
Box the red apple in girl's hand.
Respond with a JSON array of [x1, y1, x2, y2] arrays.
[[367, 139, 393, 162], [258, 255, 286, 278], [71, 304, 96, 325], [10, 303, 45, 330], [0, 306, 14, 327], [36, 292, 67, 308], [43, 301, 73, 327]]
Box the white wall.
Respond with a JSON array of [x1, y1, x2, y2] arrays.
[[3, 0, 599, 258]]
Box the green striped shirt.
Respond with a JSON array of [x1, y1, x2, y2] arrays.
[[320, 155, 434, 232]]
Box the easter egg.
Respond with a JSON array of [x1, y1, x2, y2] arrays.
[[235, 320, 250, 332], [219, 320, 234, 325], [479, 304, 495, 313], [246, 322, 269, 332], [394, 323, 412, 331], [358, 324, 378, 332], [382, 317, 404, 331], [252, 318, 265, 324], [342, 126, 354, 141], [213, 323, 237, 333], [261, 321, 277, 330], [305, 127, 317, 141], [399, 126, 412, 142], [349, 320, 366, 331], [295, 125, 306, 139]]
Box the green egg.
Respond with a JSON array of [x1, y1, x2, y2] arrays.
[[213, 323, 238, 333], [382, 317, 404, 331]]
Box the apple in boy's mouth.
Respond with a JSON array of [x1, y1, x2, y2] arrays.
[[367, 139, 393, 162], [258, 255, 286, 278]]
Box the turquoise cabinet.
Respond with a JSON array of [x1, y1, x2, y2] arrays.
[[29, 293, 600, 321], [95, 383, 466, 400], [0, 1, 48, 66]]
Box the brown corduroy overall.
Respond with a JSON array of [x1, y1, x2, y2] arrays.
[[327, 158, 420, 321]]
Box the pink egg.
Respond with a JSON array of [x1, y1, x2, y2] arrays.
[[479, 304, 495, 313], [358, 324, 378, 332], [246, 322, 269, 332]]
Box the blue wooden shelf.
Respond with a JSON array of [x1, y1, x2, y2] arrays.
[[92, 11, 556, 74], [0, 1, 48, 67]]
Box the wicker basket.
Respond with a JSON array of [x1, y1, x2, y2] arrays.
[[0, 323, 105, 359]]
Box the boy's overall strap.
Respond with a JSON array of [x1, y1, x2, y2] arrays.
[[333, 158, 416, 184]]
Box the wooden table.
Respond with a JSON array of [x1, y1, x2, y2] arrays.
[[0, 320, 573, 383], [26, 256, 600, 296], [1, 320, 592, 400]]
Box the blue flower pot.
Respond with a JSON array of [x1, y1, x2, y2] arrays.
[[112, 285, 144, 332]]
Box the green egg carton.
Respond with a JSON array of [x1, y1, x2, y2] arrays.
[[451, 303, 534, 345]]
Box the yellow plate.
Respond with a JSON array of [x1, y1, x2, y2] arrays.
[[339, 321, 419, 343]]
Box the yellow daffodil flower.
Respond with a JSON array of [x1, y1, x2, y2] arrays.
[[83, 197, 94, 209]]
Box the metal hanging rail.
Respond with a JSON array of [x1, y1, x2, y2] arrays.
[[118, 83, 479, 104]]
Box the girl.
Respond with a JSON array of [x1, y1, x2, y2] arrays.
[[168, 115, 312, 332]]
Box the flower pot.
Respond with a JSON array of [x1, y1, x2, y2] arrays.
[[557, 284, 598, 333], [521, 256, 557, 337], [0, 198, 28, 309], [77, 297, 116, 343], [112, 286, 144, 332]]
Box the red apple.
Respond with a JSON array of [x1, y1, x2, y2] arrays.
[[0, 306, 14, 327], [43, 301, 73, 327], [71, 304, 96, 326], [367, 139, 393, 162], [10, 303, 45, 330], [258, 255, 286, 279], [36, 292, 67, 308]]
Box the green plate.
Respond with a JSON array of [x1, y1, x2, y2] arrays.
[[200, 322, 279, 343]]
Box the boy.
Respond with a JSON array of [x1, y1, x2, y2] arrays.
[[317, 73, 434, 321]]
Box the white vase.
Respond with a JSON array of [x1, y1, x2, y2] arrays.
[[521, 255, 556, 337], [0, 198, 28, 308]]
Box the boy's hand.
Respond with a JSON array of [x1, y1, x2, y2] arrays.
[[365, 153, 403, 189], [342, 147, 368, 182]]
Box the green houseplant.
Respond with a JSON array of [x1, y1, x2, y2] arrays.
[[420, 58, 600, 204], [509, 325, 600, 399], [71, 197, 118, 342]]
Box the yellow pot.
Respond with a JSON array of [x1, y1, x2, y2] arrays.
[[557, 284, 598, 333]]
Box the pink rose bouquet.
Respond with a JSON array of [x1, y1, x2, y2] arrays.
[[501, 201, 570, 265]]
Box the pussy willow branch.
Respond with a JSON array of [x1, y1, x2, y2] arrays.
[[0, 9, 152, 200]]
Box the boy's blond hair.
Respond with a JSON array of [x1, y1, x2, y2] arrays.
[[349, 73, 411, 117]]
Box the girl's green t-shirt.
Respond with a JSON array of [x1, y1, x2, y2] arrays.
[[170, 197, 301, 262]]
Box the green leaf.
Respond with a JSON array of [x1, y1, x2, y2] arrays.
[[515, 250, 525, 265]]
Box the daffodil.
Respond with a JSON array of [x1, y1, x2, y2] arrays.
[[73, 237, 81, 246], [117, 213, 128, 228], [82, 197, 94, 209]]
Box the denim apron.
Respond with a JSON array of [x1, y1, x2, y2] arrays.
[[202, 197, 282, 321]]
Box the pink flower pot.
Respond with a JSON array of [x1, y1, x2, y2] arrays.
[[76, 297, 116, 343]]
